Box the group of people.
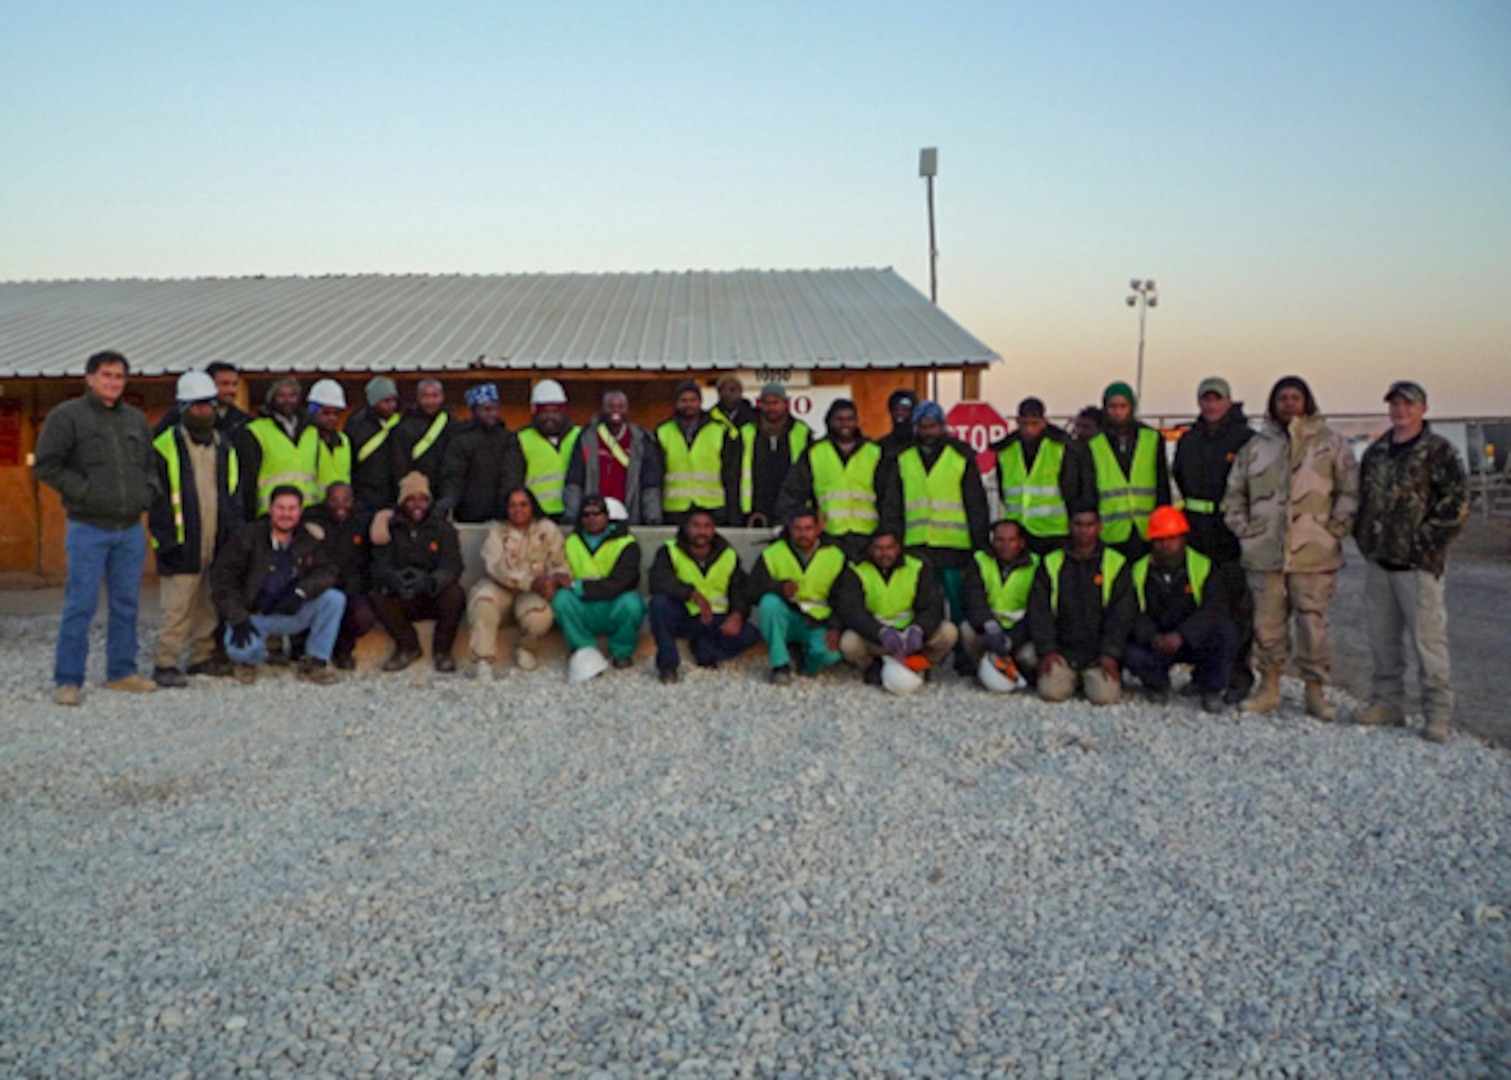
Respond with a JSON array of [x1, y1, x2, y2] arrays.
[[34, 352, 1470, 741]]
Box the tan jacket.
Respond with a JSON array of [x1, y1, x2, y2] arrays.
[[1222, 415, 1359, 573], [481, 518, 569, 591]]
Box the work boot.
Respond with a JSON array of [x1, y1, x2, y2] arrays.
[[1243, 668, 1282, 714], [383, 646, 423, 673], [299, 657, 338, 685], [1201, 690, 1226, 714], [1304, 681, 1336, 723], [658, 666, 680, 685], [54, 684, 81, 706], [105, 674, 158, 694], [187, 658, 234, 678], [1423, 715, 1451, 744], [515, 646, 539, 672], [434, 654, 457, 673], [770, 665, 793, 686], [611, 656, 634, 670], [864, 658, 883, 686], [333, 653, 356, 672], [152, 665, 188, 689], [1354, 701, 1405, 728], [234, 663, 256, 684], [1145, 686, 1171, 707]]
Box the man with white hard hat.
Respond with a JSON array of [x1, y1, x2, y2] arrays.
[[148, 371, 247, 686], [519, 379, 580, 521], [303, 378, 352, 504], [552, 494, 645, 679]]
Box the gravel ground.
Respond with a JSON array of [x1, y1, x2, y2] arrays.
[[1, 612, 1508, 1079]]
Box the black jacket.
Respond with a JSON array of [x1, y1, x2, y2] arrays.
[[371, 509, 463, 596], [1172, 405, 1253, 563], [391, 408, 454, 490], [1028, 545, 1136, 667], [152, 402, 250, 439], [438, 420, 524, 523], [831, 557, 946, 644], [301, 504, 373, 596], [211, 518, 339, 626], [648, 534, 752, 616], [147, 427, 245, 575], [33, 391, 157, 530], [1128, 553, 1235, 648], [345, 405, 401, 511]]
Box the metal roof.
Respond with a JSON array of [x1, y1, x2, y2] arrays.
[[0, 269, 999, 378]]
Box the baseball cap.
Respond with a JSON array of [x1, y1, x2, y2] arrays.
[[1197, 376, 1232, 400], [1384, 380, 1427, 405]]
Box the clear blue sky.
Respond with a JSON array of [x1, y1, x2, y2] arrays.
[[3, 0, 1508, 415]]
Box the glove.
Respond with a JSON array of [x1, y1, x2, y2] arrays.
[[902, 624, 925, 656], [229, 620, 256, 650], [982, 620, 1008, 656], [270, 588, 305, 616], [877, 627, 906, 658], [426, 570, 447, 596], [395, 567, 425, 599]]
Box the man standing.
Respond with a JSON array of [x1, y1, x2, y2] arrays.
[[563, 389, 663, 526], [656, 380, 739, 525], [438, 383, 524, 523], [1028, 508, 1136, 706], [959, 520, 1040, 685], [993, 397, 1093, 557], [1087, 382, 1171, 560], [345, 376, 402, 512], [148, 372, 245, 687], [833, 529, 958, 684], [739, 383, 810, 527], [517, 379, 581, 521], [551, 495, 646, 671], [876, 389, 918, 459], [303, 379, 352, 503], [153, 361, 250, 437], [776, 398, 881, 560], [708, 373, 755, 439], [1353, 381, 1470, 742], [238, 376, 306, 517], [647, 508, 760, 683], [749, 508, 846, 684], [210, 485, 344, 685], [34, 350, 159, 704], [392, 377, 453, 493], [369, 472, 466, 673]]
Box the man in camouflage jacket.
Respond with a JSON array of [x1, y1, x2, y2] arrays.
[[1352, 381, 1469, 742]]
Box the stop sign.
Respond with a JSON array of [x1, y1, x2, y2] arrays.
[[947, 401, 1009, 475]]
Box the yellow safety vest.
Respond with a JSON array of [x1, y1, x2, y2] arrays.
[[739, 421, 810, 515], [665, 542, 738, 615], [519, 425, 581, 516], [152, 429, 238, 547], [303, 427, 352, 503], [565, 532, 635, 581], [657, 420, 727, 513], [973, 550, 1038, 627], [898, 444, 971, 550], [807, 440, 881, 537], [998, 439, 1069, 538], [1044, 547, 1127, 613], [852, 556, 924, 629], [760, 540, 846, 621], [1132, 549, 1211, 611], [1089, 429, 1160, 544], [246, 417, 316, 516]]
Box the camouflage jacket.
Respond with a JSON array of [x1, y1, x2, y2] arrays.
[[1353, 423, 1468, 577], [1223, 415, 1359, 573]]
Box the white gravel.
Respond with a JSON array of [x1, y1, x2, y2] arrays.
[[1, 611, 1508, 1078]]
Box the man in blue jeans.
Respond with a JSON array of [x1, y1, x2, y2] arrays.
[[210, 485, 345, 684], [33, 350, 159, 705]]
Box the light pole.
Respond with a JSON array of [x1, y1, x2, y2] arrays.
[[1125, 278, 1158, 403], [920, 147, 938, 400]]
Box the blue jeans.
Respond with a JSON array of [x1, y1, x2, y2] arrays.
[[56, 520, 147, 687], [225, 590, 346, 664], [648, 593, 760, 673]]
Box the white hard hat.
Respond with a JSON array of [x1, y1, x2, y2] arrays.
[[531, 379, 568, 407], [308, 379, 348, 410], [881, 655, 924, 695], [978, 653, 1022, 694], [567, 646, 610, 684], [176, 371, 217, 404], [604, 497, 629, 522]]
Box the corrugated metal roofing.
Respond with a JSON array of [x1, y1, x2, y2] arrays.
[[0, 269, 999, 378]]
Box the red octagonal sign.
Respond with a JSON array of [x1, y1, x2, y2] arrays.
[[947, 401, 1010, 476]]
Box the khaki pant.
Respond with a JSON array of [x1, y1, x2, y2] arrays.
[[1247, 569, 1336, 683], [1365, 561, 1453, 721], [1037, 662, 1122, 705], [839, 623, 959, 667], [156, 571, 218, 669], [467, 580, 555, 661]]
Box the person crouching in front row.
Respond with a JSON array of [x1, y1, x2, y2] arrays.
[[369, 471, 466, 673]]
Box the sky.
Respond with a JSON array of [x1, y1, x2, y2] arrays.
[[2, 0, 1508, 417]]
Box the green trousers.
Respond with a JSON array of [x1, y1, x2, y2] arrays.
[[550, 589, 645, 660], [754, 593, 841, 673]]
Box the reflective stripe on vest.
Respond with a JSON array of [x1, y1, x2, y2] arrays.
[[152, 429, 238, 547], [739, 421, 810, 514], [304, 427, 352, 503], [998, 439, 1069, 538], [973, 550, 1039, 627], [248, 417, 316, 516], [1182, 497, 1217, 515], [1044, 547, 1126, 613], [595, 423, 630, 468], [808, 439, 880, 536], [898, 445, 971, 550], [1132, 548, 1211, 611], [519, 425, 581, 515], [760, 540, 845, 621], [410, 412, 449, 464], [565, 532, 635, 581], [665, 541, 738, 615], [853, 555, 924, 629], [657, 421, 727, 512], [357, 414, 399, 464], [1089, 429, 1160, 544]]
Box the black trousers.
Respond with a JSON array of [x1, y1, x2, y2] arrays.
[[371, 584, 466, 656]]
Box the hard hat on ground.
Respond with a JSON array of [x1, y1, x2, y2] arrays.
[[308, 379, 348, 410], [881, 655, 924, 695], [567, 646, 610, 684], [604, 497, 629, 522], [176, 371, 217, 404], [1146, 506, 1190, 540], [531, 379, 568, 407], [978, 653, 1026, 693]]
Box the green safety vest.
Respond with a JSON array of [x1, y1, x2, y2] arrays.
[[898, 444, 971, 550], [1044, 547, 1127, 613], [519, 425, 581, 516], [852, 556, 924, 629], [1089, 429, 1160, 544], [739, 421, 810, 514], [974, 550, 1038, 627], [760, 540, 846, 621], [808, 439, 880, 536], [1131, 548, 1211, 611], [151, 429, 239, 548], [657, 420, 727, 513], [246, 417, 316, 516], [565, 531, 635, 581], [304, 427, 352, 503], [665, 542, 738, 615], [998, 439, 1069, 538], [356, 414, 399, 464]]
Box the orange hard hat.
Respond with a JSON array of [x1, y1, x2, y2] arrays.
[[1146, 506, 1190, 540]]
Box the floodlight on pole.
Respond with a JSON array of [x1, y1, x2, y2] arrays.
[[920, 147, 939, 398], [1125, 278, 1159, 403]]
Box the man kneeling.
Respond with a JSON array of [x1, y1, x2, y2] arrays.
[[647, 508, 759, 683], [552, 496, 645, 675], [833, 530, 958, 686], [371, 471, 466, 673], [749, 509, 845, 683]]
